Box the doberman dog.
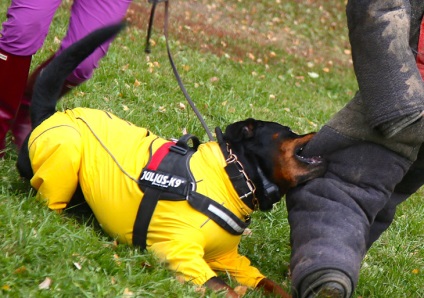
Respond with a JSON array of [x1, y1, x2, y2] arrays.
[[16, 23, 326, 297]]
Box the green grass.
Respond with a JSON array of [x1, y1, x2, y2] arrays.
[[1, 0, 423, 297]]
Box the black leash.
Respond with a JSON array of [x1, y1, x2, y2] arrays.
[[145, 0, 215, 141]]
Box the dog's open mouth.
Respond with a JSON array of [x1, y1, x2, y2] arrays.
[[295, 147, 323, 165]]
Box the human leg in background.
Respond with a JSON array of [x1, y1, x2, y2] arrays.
[[11, 0, 133, 150], [57, 0, 132, 85], [0, 0, 62, 154], [0, 51, 31, 155]]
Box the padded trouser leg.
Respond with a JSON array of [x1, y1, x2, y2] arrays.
[[367, 145, 424, 248]]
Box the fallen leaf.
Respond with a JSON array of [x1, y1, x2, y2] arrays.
[[13, 266, 27, 274], [134, 79, 141, 87], [141, 261, 152, 268], [1, 285, 11, 291], [113, 254, 122, 265], [234, 285, 248, 296], [308, 72, 319, 78], [242, 228, 252, 236], [195, 286, 206, 297], [176, 275, 185, 284], [412, 269, 419, 274], [38, 277, 52, 290], [123, 288, 134, 296], [73, 262, 82, 270]]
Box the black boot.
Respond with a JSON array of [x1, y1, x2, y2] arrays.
[[0, 49, 32, 156]]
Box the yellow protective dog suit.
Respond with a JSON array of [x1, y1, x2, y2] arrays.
[[29, 107, 265, 287]]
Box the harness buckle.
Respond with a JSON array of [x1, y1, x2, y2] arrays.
[[186, 182, 196, 200], [170, 145, 188, 155]]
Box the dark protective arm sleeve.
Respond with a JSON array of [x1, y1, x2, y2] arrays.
[[286, 126, 411, 293], [347, 0, 424, 128]]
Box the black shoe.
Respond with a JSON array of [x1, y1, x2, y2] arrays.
[[299, 269, 352, 298], [311, 282, 345, 298]]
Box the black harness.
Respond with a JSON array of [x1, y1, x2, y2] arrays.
[[133, 130, 255, 250]]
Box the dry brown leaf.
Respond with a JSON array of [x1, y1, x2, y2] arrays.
[[179, 102, 186, 110], [234, 285, 248, 296], [113, 254, 121, 265], [176, 275, 185, 284], [13, 266, 27, 274], [194, 286, 206, 297]]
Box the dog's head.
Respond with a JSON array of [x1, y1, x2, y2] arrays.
[[223, 118, 326, 211]]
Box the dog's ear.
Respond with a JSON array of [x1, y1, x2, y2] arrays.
[[224, 118, 257, 141]]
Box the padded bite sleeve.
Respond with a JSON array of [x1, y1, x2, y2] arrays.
[[286, 125, 411, 292], [347, 0, 424, 128]]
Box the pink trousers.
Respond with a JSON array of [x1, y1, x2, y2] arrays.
[[0, 0, 132, 84]]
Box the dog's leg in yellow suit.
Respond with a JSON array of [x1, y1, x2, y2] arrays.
[[29, 113, 82, 211]]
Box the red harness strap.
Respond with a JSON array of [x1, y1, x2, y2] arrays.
[[147, 141, 173, 170], [416, 17, 424, 79]]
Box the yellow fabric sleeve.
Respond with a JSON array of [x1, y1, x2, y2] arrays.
[[207, 247, 265, 288], [149, 238, 217, 286], [29, 121, 82, 211]]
